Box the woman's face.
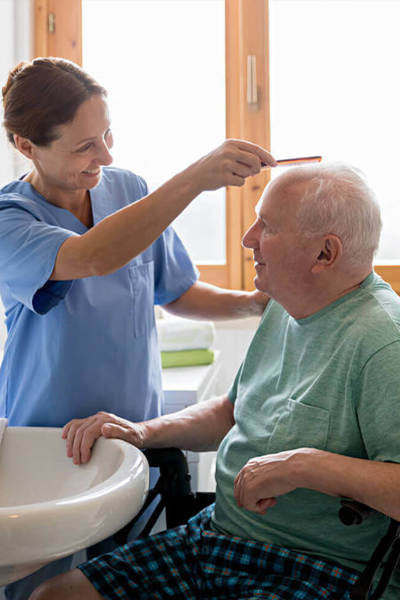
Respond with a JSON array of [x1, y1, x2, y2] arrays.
[[30, 94, 113, 194]]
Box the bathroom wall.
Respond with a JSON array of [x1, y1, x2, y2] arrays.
[[0, 6, 33, 593], [0, 0, 33, 359]]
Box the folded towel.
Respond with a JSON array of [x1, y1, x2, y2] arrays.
[[156, 317, 216, 352], [161, 349, 215, 369], [0, 418, 8, 450]]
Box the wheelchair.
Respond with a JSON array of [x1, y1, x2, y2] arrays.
[[114, 449, 400, 600]]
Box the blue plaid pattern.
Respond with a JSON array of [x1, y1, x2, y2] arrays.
[[78, 505, 359, 600]]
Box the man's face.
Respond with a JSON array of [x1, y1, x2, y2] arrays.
[[242, 178, 316, 302]]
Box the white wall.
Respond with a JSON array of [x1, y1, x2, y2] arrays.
[[0, 0, 33, 187], [0, 0, 33, 352], [0, 0, 17, 188], [0, 3, 33, 596], [214, 317, 259, 393]]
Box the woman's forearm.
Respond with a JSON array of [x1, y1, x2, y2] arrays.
[[50, 140, 276, 281], [51, 167, 201, 280], [163, 281, 270, 320]]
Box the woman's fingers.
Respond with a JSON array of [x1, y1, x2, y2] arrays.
[[230, 139, 277, 168], [194, 139, 276, 192]]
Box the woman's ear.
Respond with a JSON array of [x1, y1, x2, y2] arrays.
[[13, 135, 35, 160], [311, 235, 343, 274]]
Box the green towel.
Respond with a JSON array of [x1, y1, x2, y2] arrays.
[[161, 349, 215, 368]]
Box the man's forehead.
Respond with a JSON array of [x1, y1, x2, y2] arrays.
[[257, 177, 310, 216]]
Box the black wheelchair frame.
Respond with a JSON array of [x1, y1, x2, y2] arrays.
[[114, 449, 400, 600]]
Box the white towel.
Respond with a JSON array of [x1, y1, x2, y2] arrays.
[[156, 316, 216, 352], [0, 418, 7, 450]]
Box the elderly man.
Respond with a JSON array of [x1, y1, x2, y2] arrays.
[[30, 163, 400, 600]]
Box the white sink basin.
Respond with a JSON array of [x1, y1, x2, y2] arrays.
[[0, 427, 149, 586]]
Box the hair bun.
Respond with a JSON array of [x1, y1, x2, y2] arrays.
[[2, 61, 29, 105]]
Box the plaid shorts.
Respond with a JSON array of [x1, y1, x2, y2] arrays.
[[78, 505, 359, 600]]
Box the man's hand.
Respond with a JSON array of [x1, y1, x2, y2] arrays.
[[234, 449, 305, 514], [62, 412, 145, 465]]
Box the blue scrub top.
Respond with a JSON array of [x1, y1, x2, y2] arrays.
[[0, 167, 199, 426]]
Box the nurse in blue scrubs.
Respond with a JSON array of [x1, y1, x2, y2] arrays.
[[0, 58, 275, 599]]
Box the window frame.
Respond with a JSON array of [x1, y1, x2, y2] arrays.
[[33, 0, 400, 294]]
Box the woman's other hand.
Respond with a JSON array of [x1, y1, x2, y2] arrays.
[[62, 411, 145, 465], [189, 139, 276, 192], [245, 289, 270, 316]]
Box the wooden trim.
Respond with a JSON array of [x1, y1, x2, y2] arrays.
[[225, 0, 243, 290], [34, 0, 82, 64], [197, 265, 229, 288], [238, 0, 271, 290], [34, 0, 48, 57], [225, 0, 271, 291], [374, 265, 400, 295]]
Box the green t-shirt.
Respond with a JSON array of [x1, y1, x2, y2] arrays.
[[212, 271, 400, 597]]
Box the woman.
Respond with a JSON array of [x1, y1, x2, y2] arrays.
[[0, 58, 275, 599]]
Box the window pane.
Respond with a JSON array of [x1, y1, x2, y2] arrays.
[[82, 0, 226, 264], [269, 0, 400, 261]]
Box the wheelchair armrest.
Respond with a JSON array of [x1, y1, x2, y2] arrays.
[[339, 499, 377, 526], [143, 448, 192, 498], [339, 499, 400, 600], [114, 448, 216, 545]]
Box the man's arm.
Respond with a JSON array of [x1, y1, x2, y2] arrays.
[[63, 394, 235, 465], [163, 280, 270, 320], [234, 448, 400, 522]]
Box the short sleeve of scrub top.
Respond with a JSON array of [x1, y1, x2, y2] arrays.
[[0, 168, 200, 427], [0, 197, 77, 314]]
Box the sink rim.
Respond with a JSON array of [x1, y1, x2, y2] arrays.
[[0, 426, 148, 514]]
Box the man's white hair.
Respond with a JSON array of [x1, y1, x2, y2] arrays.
[[275, 162, 382, 271]]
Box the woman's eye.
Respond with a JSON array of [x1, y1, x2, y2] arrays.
[[76, 143, 93, 153]]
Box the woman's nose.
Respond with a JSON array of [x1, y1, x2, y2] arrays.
[[99, 143, 113, 166]]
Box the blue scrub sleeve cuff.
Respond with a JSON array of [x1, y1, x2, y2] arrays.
[[154, 269, 200, 306], [32, 279, 73, 315]]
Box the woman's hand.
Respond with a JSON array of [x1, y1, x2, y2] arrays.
[[189, 139, 276, 192], [62, 411, 145, 465], [244, 290, 270, 316]]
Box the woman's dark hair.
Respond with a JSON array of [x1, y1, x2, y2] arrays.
[[2, 57, 107, 147]]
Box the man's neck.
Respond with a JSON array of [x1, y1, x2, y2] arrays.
[[283, 269, 373, 320]]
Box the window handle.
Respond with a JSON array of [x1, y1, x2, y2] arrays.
[[247, 55, 258, 109]]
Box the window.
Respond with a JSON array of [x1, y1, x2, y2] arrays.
[[83, 0, 227, 266], [34, 0, 270, 291], [34, 0, 399, 293], [268, 0, 400, 291]]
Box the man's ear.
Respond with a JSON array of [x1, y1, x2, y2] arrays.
[[13, 135, 35, 160], [311, 235, 343, 274]]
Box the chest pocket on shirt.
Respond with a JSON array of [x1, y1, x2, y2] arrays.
[[267, 398, 330, 454], [128, 262, 155, 338]]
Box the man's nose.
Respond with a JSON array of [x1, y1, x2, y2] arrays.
[[242, 222, 258, 249]]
